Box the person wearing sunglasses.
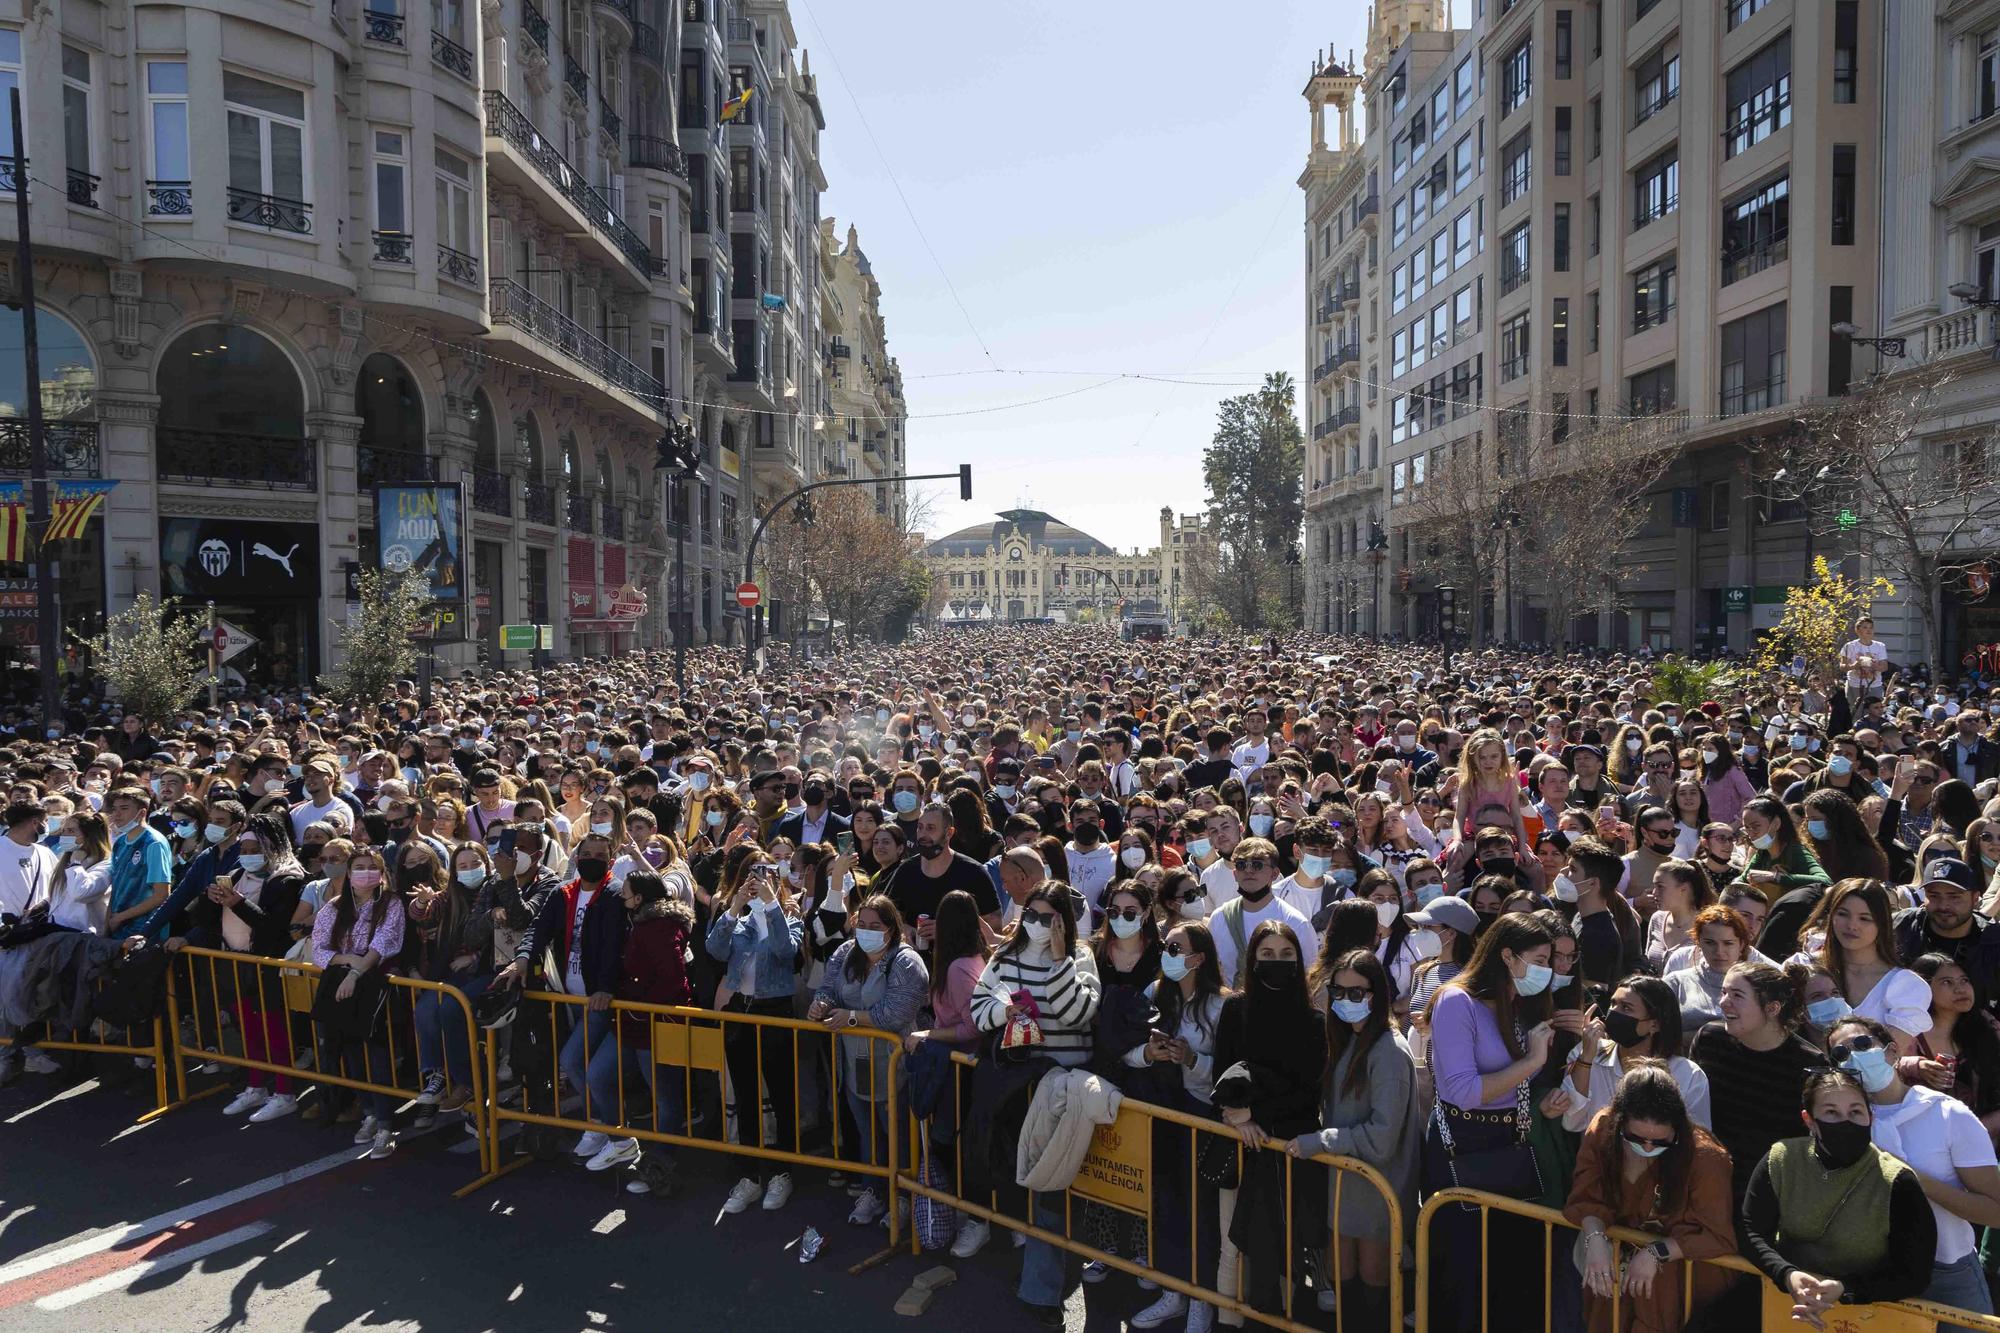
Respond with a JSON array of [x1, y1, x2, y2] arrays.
[[1824, 1015, 2000, 1328], [1564, 1063, 1734, 1333], [1740, 1069, 1938, 1329]]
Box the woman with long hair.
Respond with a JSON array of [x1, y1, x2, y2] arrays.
[[310, 842, 407, 1157], [1909, 953, 2000, 1132], [1809, 878, 1932, 1047], [1739, 797, 1830, 905], [1663, 904, 1754, 1033], [1564, 1063, 1735, 1333], [1802, 788, 1891, 884], [1557, 976, 1712, 1134], [1360, 870, 1423, 1016], [1422, 912, 1556, 1331], [1689, 961, 1822, 1205], [1078, 879, 1163, 1280], [1608, 723, 1648, 789], [1667, 779, 1710, 859], [194, 813, 306, 1122], [946, 787, 1001, 863], [49, 807, 112, 934], [1287, 948, 1418, 1333], [1112, 826, 1156, 888], [705, 849, 804, 1214], [1644, 858, 1714, 971], [906, 889, 988, 1053], [1699, 733, 1757, 827]]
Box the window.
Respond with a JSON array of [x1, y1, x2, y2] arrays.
[[1829, 285, 1854, 395], [1834, 2, 1858, 103], [1982, 29, 2000, 123], [145, 61, 190, 214], [1410, 176, 1429, 229], [1588, 289, 1601, 351], [1453, 209, 1474, 268], [1393, 328, 1409, 379], [1721, 175, 1789, 285], [1454, 134, 1474, 192], [1628, 363, 1676, 415], [1500, 222, 1532, 295], [1554, 203, 1570, 271], [1502, 38, 1532, 115], [1410, 109, 1428, 159], [1501, 311, 1531, 380], [1392, 457, 1409, 497], [1724, 34, 1790, 158], [1454, 285, 1474, 328], [1551, 392, 1569, 442], [0, 29, 18, 191], [1392, 265, 1409, 313], [1455, 56, 1475, 112], [436, 148, 474, 255], [1634, 46, 1679, 124], [1409, 316, 1427, 372], [1502, 131, 1532, 205], [1978, 221, 2000, 300], [1554, 108, 1571, 176], [1552, 298, 1569, 366], [1631, 256, 1677, 331], [1554, 11, 1573, 78], [1636, 0, 1663, 16], [1831, 145, 1855, 245], [1589, 192, 1601, 255], [1726, 0, 1769, 30], [224, 72, 308, 214], [1431, 302, 1450, 355], [1590, 96, 1602, 158], [1632, 150, 1678, 229], [1431, 231, 1451, 286], [1411, 252, 1428, 302], [62, 45, 93, 195], [1432, 84, 1452, 135], [372, 130, 408, 256], [1720, 302, 1787, 415], [1393, 197, 1409, 247], [1707, 481, 1732, 531], [1392, 132, 1409, 183]]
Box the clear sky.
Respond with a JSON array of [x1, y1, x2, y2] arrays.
[[801, 0, 1373, 554]]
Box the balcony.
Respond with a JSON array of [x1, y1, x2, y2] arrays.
[[372, 230, 414, 264], [1315, 299, 1336, 325], [567, 492, 596, 532], [1721, 228, 1788, 286], [488, 276, 666, 408], [432, 30, 475, 82], [357, 445, 437, 492], [523, 479, 557, 526], [1312, 419, 1333, 440], [157, 428, 317, 490], [522, 0, 549, 51], [1633, 85, 1678, 127], [598, 96, 622, 141], [1335, 276, 1360, 306], [602, 505, 626, 541], [632, 22, 661, 64], [437, 243, 481, 288], [1314, 356, 1336, 382], [145, 180, 192, 217], [595, 0, 634, 23], [226, 187, 311, 236], [1332, 403, 1361, 430], [1922, 308, 1992, 363], [472, 466, 513, 517], [66, 169, 99, 210], [564, 53, 589, 103], [1332, 342, 1360, 370], [629, 135, 687, 177], [1355, 192, 1380, 228], [363, 7, 405, 44], [0, 420, 100, 477], [482, 91, 653, 278]]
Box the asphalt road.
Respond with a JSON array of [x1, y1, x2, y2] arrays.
[[0, 1060, 1191, 1333]]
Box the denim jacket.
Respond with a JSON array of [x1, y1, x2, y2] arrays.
[[704, 897, 802, 1001]]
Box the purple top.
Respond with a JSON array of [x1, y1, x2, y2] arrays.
[[1430, 986, 1522, 1110], [311, 895, 407, 971]]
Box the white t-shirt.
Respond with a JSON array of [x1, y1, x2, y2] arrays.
[[0, 838, 57, 918], [1272, 872, 1331, 924], [1230, 738, 1272, 775], [1870, 1084, 1999, 1263], [1065, 842, 1117, 912], [290, 797, 351, 841], [1207, 893, 1318, 990], [1841, 637, 1889, 690], [1199, 857, 1239, 908], [564, 888, 597, 995]]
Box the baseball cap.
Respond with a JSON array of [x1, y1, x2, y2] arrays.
[[1924, 857, 1980, 896], [1408, 896, 1479, 935]]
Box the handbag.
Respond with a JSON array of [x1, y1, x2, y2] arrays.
[[912, 1136, 960, 1251], [309, 963, 390, 1042], [1431, 1076, 1543, 1206]]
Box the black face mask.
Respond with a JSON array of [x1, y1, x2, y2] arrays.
[[803, 783, 827, 806], [576, 857, 610, 885], [1074, 824, 1101, 846], [1603, 1010, 1648, 1049], [1482, 856, 1517, 877], [1253, 959, 1300, 991], [784, 782, 801, 801], [388, 820, 413, 838], [1810, 1117, 1873, 1170]]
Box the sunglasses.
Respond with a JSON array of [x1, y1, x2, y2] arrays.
[[1620, 1130, 1676, 1152], [1328, 985, 1373, 1004], [1234, 857, 1275, 871], [1828, 1034, 1882, 1063], [1163, 940, 1198, 957], [1105, 906, 1145, 923], [1021, 908, 1057, 928]]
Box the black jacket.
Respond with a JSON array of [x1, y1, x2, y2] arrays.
[[769, 807, 851, 850], [185, 869, 306, 959]]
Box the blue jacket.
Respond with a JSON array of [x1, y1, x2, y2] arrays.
[[705, 897, 802, 1000]]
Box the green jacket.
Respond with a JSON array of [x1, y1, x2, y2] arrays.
[[1749, 840, 1830, 895]]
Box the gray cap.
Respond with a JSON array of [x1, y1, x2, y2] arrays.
[[1408, 895, 1479, 935]]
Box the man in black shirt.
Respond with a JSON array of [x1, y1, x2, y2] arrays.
[[1181, 728, 1235, 792], [1894, 858, 2000, 1008], [879, 804, 1002, 947]]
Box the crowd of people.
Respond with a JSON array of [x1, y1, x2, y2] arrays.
[[5, 621, 2000, 1331]]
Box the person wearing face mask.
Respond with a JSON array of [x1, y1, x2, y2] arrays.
[[407, 844, 502, 1125], [1823, 1015, 2000, 1326], [770, 768, 849, 852], [1737, 797, 1830, 919], [1563, 1064, 1734, 1333], [1421, 913, 1558, 1332], [1061, 798, 1117, 917], [47, 809, 112, 935], [1554, 977, 1711, 1137], [1206, 836, 1318, 990], [102, 786, 175, 942], [309, 844, 406, 1156], [1740, 1070, 1938, 1325], [190, 816, 307, 1122], [878, 804, 1004, 947]]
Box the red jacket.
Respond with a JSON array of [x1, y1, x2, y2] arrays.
[[617, 898, 696, 1040]]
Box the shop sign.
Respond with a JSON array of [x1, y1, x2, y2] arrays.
[[375, 484, 464, 604], [160, 519, 321, 601]]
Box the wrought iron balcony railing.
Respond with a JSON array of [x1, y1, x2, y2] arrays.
[[432, 30, 475, 81], [226, 186, 311, 235], [482, 91, 652, 274], [66, 169, 99, 209], [438, 243, 481, 287], [157, 428, 317, 490], [523, 479, 557, 525], [0, 420, 100, 477], [488, 277, 666, 405], [146, 179, 192, 217], [472, 466, 513, 517], [363, 7, 405, 43], [357, 445, 437, 492], [372, 230, 414, 264]]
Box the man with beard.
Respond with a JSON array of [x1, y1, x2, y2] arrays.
[[878, 803, 1002, 950]]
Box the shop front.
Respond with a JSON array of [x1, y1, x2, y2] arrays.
[[159, 518, 321, 690]]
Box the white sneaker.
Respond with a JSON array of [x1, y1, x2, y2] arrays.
[[248, 1093, 298, 1123], [1139, 1277, 1160, 1291], [415, 1072, 446, 1106], [1013, 1229, 1027, 1248], [1186, 1300, 1215, 1333], [847, 1189, 885, 1225], [224, 1087, 270, 1116], [950, 1218, 991, 1258], [22, 1049, 59, 1075], [722, 1177, 763, 1214], [761, 1173, 793, 1211], [573, 1130, 609, 1158], [368, 1128, 395, 1159], [1316, 1287, 1338, 1313], [1130, 1290, 1187, 1329], [586, 1138, 640, 1172], [1083, 1261, 1110, 1284], [625, 1177, 652, 1195], [352, 1114, 380, 1145]]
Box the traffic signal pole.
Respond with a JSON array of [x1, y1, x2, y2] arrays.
[[740, 464, 971, 673], [11, 89, 61, 732]]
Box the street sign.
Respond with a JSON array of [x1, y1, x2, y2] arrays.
[[736, 582, 761, 608], [499, 624, 538, 651], [1722, 586, 1752, 614], [538, 625, 554, 651], [211, 618, 257, 664]]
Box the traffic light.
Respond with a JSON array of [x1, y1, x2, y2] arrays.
[[959, 463, 973, 501]]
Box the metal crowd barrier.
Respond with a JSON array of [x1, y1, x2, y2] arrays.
[[163, 946, 494, 1175], [897, 1049, 1406, 1333], [1414, 1187, 2000, 1333], [465, 989, 906, 1264], [18, 976, 172, 1118]]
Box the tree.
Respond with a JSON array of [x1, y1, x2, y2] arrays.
[[1776, 362, 2000, 672], [762, 488, 917, 643], [86, 594, 207, 727], [1198, 372, 1306, 628], [1751, 556, 1895, 688], [1407, 437, 1505, 647], [319, 566, 428, 711]]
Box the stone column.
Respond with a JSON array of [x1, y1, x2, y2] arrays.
[[94, 390, 161, 616], [310, 407, 365, 675]]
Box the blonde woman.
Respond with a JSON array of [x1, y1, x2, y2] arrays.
[[50, 808, 113, 933]]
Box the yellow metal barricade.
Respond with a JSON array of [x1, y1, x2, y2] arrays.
[[1413, 1187, 2000, 1333], [164, 945, 494, 1175], [465, 989, 906, 1262], [17, 972, 172, 1118], [896, 1049, 1405, 1333]]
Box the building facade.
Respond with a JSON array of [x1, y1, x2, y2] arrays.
[[923, 507, 1204, 626], [0, 0, 889, 687], [821, 219, 908, 531]]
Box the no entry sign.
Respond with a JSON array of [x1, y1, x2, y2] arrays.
[[736, 582, 761, 608]]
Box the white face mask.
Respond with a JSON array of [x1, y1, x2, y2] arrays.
[[1120, 846, 1147, 869], [1021, 919, 1053, 948]]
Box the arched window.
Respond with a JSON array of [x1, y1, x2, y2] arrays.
[[560, 432, 580, 485], [157, 325, 302, 439], [0, 305, 96, 472], [720, 419, 736, 455], [356, 353, 425, 457], [470, 390, 500, 472], [595, 449, 613, 499], [517, 415, 545, 474]]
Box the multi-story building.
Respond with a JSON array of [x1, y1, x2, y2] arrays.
[[823, 219, 907, 530], [0, 0, 878, 686], [922, 507, 1204, 626], [1299, 45, 1382, 635]]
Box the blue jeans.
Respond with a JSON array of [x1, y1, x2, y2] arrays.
[[1927, 1252, 1996, 1333], [844, 1085, 889, 1169], [584, 1032, 687, 1151], [558, 1006, 613, 1116], [1018, 1193, 1069, 1310], [413, 973, 491, 1088]]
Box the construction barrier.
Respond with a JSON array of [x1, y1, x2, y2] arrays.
[[467, 989, 906, 1262], [897, 1050, 1406, 1333], [164, 946, 494, 1175], [1414, 1187, 2000, 1333]]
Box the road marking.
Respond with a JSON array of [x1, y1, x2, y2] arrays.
[[32, 1222, 275, 1311], [0, 1147, 356, 1288]]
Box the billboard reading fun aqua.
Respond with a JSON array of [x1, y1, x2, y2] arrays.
[[374, 484, 463, 603]]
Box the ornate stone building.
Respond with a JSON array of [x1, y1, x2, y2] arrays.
[[922, 507, 1208, 625]]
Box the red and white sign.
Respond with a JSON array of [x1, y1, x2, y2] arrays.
[[606, 582, 648, 621], [209, 618, 258, 664], [736, 581, 761, 608]]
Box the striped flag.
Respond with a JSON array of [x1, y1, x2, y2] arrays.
[[719, 85, 755, 123], [0, 502, 27, 563], [44, 488, 109, 542]]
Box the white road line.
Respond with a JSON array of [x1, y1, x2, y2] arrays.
[[0, 1147, 356, 1287], [33, 1222, 276, 1311]]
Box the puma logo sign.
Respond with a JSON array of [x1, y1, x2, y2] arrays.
[[252, 542, 299, 578]]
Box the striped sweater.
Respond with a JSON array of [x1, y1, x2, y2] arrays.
[[972, 944, 1103, 1067]]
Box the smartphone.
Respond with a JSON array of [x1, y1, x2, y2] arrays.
[[836, 830, 854, 855], [496, 827, 517, 860]]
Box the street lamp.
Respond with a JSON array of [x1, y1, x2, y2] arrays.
[[1436, 585, 1456, 673], [1490, 501, 1523, 645], [1772, 464, 1834, 572], [1829, 321, 1908, 359], [1367, 518, 1389, 642], [653, 419, 702, 694]]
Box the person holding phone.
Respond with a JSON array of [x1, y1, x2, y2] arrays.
[[705, 851, 803, 1215]]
